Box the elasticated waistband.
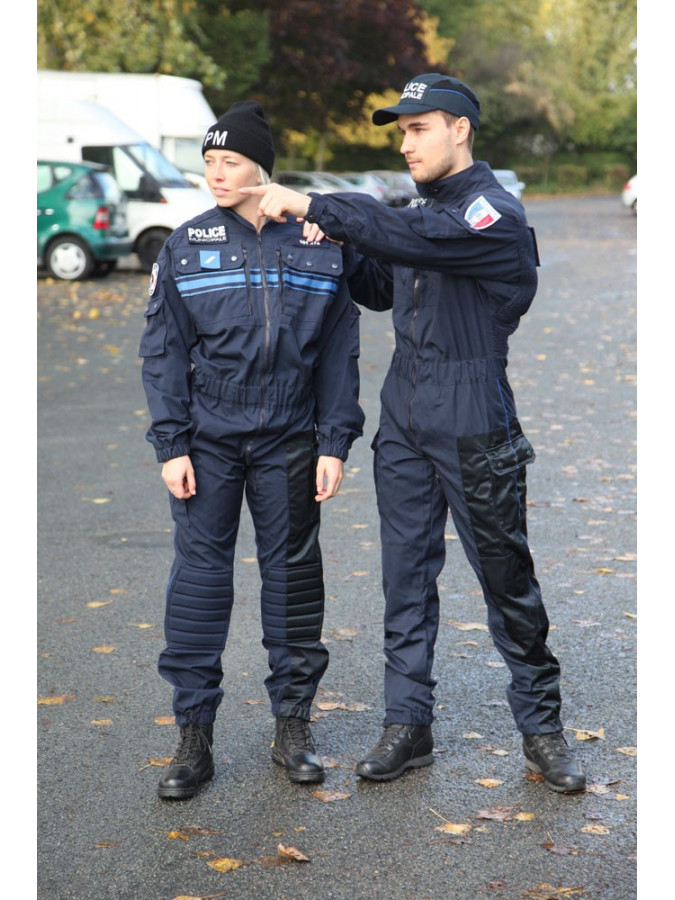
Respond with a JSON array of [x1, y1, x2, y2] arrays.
[[391, 350, 507, 384]]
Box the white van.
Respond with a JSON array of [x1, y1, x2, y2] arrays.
[[37, 70, 216, 186], [37, 97, 213, 270]]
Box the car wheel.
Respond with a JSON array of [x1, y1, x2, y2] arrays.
[[46, 236, 95, 281], [136, 228, 170, 272]]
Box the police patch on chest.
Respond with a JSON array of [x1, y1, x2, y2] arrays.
[[187, 225, 229, 243], [465, 196, 501, 230]]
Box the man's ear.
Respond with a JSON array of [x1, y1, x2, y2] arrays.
[[455, 116, 471, 145]]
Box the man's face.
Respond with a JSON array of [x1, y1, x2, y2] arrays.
[[397, 110, 464, 184], [204, 149, 261, 210]]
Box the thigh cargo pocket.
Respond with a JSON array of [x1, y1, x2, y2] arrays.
[[458, 425, 535, 555]]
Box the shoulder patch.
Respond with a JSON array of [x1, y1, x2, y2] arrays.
[[148, 262, 159, 297], [464, 196, 502, 230]]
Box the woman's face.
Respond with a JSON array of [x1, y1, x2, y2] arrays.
[[203, 149, 263, 216]]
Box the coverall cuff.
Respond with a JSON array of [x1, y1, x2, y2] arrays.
[[316, 440, 348, 462], [384, 710, 434, 727], [155, 443, 191, 463]]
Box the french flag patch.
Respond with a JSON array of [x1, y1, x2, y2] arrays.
[[465, 196, 501, 230]]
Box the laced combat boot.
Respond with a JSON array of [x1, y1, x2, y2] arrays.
[[355, 723, 434, 781], [271, 717, 325, 783], [523, 731, 587, 793], [157, 722, 214, 800]]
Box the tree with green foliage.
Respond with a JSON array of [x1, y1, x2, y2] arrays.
[[37, 0, 222, 86], [37, 0, 636, 185], [416, 0, 637, 179], [245, 0, 431, 167]]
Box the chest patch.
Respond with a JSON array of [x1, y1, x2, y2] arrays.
[[465, 196, 501, 230], [187, 224, 229, 244], [199, 250, 221, 269]]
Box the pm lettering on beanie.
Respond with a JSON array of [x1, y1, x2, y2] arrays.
[[202, 100, 276, 175]]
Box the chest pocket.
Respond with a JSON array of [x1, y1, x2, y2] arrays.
[[173, 246, 251, 329], [279, 244, 343, 327]]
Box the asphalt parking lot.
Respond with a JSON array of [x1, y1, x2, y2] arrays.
[[37, 195, 637, 899]]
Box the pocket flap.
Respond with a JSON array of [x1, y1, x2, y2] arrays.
[[280, 244, 343, 277], [485, 432, 535, 476]]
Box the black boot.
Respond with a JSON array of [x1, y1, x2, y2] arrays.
[[157, 722, 214, 800], [355, 723, 434, 781], [523, 732, 587, 793], [271, 717, 325, 783]]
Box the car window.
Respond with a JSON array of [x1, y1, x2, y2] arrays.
[[37, 163, 75, 193], [94, 171, 123, 204], [67, 172, 104, 200], [37, 164, 53, 193]]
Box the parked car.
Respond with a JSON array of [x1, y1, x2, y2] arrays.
[[493, 169, 526, 200], [37, 159, 132, 280], [621, 174, 637, 213], [276, 171, 351, 194], [337, 171, 389, 201], [367, 170, 418, 206]]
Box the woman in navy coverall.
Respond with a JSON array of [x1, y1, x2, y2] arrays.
[[244, 75, 586, 793], [140, 102, 364, 799]]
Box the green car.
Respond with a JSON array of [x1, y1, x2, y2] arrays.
[[37, 160, 133, 280]]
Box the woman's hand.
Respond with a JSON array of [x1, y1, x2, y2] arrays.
[[162, 455, 197, 499], [315, 456, 343, 502]]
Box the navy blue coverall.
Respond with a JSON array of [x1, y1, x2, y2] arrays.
[[139, 205, 364, 727], [305, 161, 562, 735]]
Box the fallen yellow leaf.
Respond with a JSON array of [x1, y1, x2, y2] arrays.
[[86, 600, 113, 608], [278, 843, 309, 862], [91, 719, 112, 726], [92, 645, 116, 653], [447, 620, 489, 631], [313, 789, 351, 803], [37, 694, 74, 706], [207, 857, 244, 872], [515, 812, 535, 821], [581, 824, 610, 835], [571, 727, 605, 741], [616, 746, 637, 756], [167, 830, 190, 841], [435, 822, 472, 835], [476, 778, 504, 788], [155, 716, 175, 725], [522, 884, 585, 899]]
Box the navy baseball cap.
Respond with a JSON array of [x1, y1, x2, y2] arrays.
[[372, 73, 481, 130]]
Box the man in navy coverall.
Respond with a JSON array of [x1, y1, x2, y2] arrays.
[[243, 74, 586, 793]]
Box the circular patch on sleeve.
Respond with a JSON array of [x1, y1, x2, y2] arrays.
[[148, 262, 159, 296]]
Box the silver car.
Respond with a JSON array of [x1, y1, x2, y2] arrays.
[[493, 169, 526, 200]]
